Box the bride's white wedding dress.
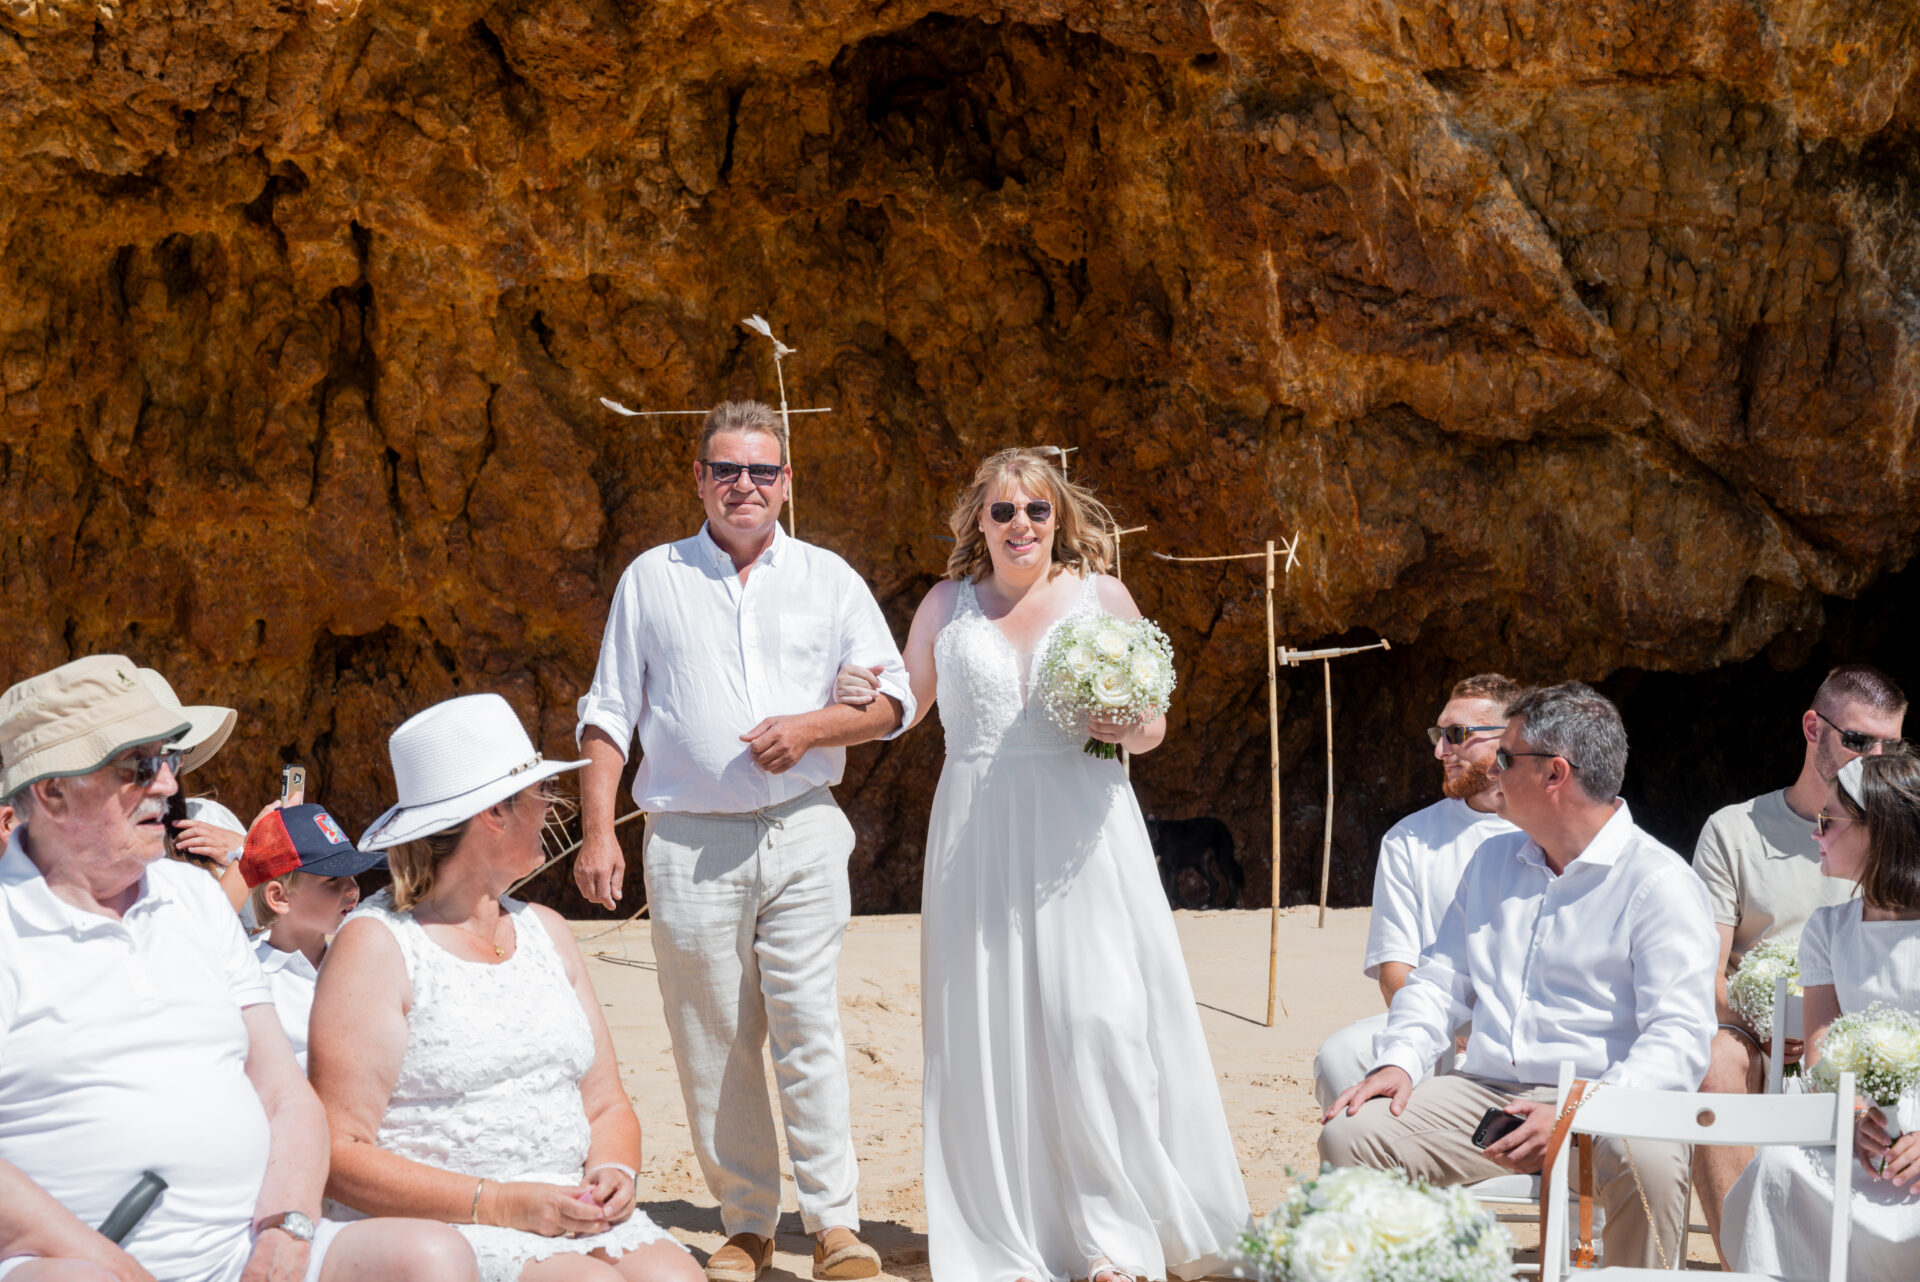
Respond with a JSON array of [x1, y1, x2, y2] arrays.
[[921, 573, 1250, 1282]]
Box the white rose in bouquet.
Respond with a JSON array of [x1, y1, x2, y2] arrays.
[[1063, 643, 1097, 678], [1352, 1183, 1445, 1248], [1287, 1212, 1372, 1282], [1092, 623, 1131, 661], [1091, 668, 1135, 707]]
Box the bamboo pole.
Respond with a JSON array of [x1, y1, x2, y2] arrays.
[[1319, 658, 1334, 928], [1265, 540, 1281, 1027]]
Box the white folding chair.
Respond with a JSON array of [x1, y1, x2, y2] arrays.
[[1541, 1067, 1856, 1281], [1767, 973, 1806, 1094]]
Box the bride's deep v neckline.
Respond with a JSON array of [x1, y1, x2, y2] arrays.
[[970, 575, 1090, 709]]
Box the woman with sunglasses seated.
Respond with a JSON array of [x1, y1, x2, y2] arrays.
[[1724, 749, 1920, 1279], [836, 449, 1249, 1282], [308, 694, 701, 1282]]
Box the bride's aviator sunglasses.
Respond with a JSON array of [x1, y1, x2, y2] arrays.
[[702, 460, 784, 487], [987, 501, 1053, 524]]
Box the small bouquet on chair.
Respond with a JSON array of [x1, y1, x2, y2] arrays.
[[1234, 1166, 1516, 1282], [1726, 933, 1801, 1045], [1035, 616, 1177, 759], [1808, 1002, 1920, 1138]]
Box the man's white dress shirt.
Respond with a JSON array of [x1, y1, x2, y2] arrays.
[[1364, 797, 1518, 979], [1373, 801, 1717, 1092], [0, 829, 273, 1282], [576, 523, 914, 815]]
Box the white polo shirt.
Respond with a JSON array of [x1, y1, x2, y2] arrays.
[[576, 522, 915, 814], [0, 828, 273, 1281], [253, 938, 319, 1071]]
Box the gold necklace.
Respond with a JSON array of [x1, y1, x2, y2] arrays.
[[423, 910, 508, 958]]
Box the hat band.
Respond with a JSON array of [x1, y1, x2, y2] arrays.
[[399, 752, 546, 808]]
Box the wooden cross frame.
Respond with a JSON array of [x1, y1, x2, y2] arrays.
[[1278, 639, 1392, 928], [1151, 534, 1300, 1027], [600, 315, 831, 537]]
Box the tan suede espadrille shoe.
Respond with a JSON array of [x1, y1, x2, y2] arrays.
[[812, 1226, 881, 1280], [705, 1233, 773, 1282]]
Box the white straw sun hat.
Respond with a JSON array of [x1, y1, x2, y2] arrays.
[[359, 693, 588, 850]]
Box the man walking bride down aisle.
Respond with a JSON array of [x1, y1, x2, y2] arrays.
[[836, 448, 1250, 1282]]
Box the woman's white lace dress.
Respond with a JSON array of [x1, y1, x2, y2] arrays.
[[336, 892, 684, 1282], [1724, 899, 1920, 1278], [921, 574, 1250, 1282]]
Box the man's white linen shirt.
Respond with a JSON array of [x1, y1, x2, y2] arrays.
[[576, 523, 915, 815], [1364, 797, 1517, 979], [1372, 801, 1717, 1092], [0, 828, 274, 1281]]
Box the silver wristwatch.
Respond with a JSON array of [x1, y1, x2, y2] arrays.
[[255, 1211, 316, 1243]]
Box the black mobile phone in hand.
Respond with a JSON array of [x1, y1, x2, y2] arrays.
[[1473, 1106, 1525, 1149]]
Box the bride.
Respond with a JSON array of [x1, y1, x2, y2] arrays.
[[838, 448, 1249, 1282]]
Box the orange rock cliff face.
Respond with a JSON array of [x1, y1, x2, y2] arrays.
[[4, 0, 1918, 912]]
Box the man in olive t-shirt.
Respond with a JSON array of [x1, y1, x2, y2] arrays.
[[1691, 664, 1905, 1265]]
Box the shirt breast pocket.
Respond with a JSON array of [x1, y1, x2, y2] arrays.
[[777, 614, 837, 692]]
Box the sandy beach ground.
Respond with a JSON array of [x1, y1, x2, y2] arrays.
[[574, 906, 1715, 1278]]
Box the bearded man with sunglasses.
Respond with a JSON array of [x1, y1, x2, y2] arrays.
[[0, 656, 475, 1282], [574, 401, 911, 1282], [1690, 662, 1906, 1265], [1310, 674, 1521, 1110], [1322, 682, 1717, 1270]]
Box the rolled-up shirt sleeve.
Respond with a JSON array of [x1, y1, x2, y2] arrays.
[[1609, 865, 1718, 1090], [839, 571, 915, 739], [1363, 828, 1422, 979], [576, 562, 647, 757], [1372, 887, 1474, 1081]]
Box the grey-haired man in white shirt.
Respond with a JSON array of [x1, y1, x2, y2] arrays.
[[574, 402, 911, 1282], [1321, 682, 1718, 1270]]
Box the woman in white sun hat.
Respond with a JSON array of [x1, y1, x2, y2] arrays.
[[308, 693, 701, 1282]]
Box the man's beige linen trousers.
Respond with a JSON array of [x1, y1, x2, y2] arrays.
[[1320, 1072, 1690, 1269], [643, 787, 861, 1240]]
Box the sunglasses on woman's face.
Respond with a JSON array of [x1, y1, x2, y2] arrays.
[[1815, 810, 1853, 837], [987, 501, 1053, 524], [1427, 725, 1505, 747], [703, 460, 784, 487]]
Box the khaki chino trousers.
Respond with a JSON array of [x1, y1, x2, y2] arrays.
[[643, 788, 861, 1240], [1319, 1072, 1691, 1270]]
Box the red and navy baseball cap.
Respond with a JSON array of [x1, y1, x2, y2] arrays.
[[240, 803, 388, 888]]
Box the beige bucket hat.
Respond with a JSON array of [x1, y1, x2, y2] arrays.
[[0, 655, 192, 798], [137, 669, 236, 776]]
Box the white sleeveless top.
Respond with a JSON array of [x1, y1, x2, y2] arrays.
[[933, 573, 1101, 760], [338, 892, 681, 1282]]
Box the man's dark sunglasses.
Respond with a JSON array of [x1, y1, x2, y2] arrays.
[[1427, 724, 1505, 747], [702, 460, 784, 486], [111, 748, 184, 787], [1495, 747, 1579, 771], [1814, 709, 1901, 756], [988, 501, 1053, 524]]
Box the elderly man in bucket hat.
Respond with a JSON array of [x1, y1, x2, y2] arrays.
[[0, 655, 477, 1282]]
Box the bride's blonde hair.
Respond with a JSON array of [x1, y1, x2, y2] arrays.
[[945, 448, 1116, 582]]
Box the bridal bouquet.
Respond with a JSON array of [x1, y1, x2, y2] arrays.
[[1726, 934, 1801, 1042], [1232, 1166, 1515, 1282], [1035, 615, 1177, 759], [1808, 1003, 1920, 1124]]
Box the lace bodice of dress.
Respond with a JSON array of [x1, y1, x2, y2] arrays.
[[934, 574, 1102, 759], [350, 891, 596, 1182]]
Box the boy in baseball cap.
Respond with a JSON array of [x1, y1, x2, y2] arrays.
[[240, 804, 386, 1070]]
